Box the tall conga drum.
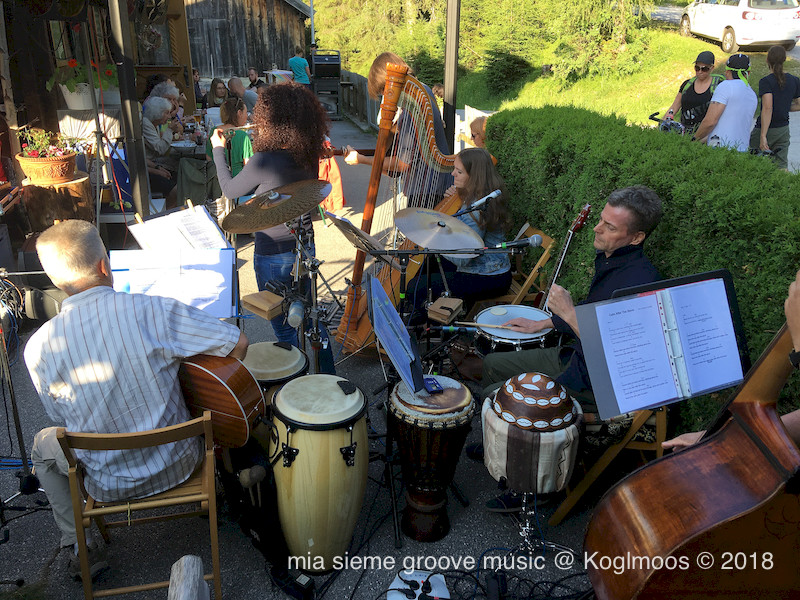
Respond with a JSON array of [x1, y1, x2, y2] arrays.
[[388, 375, 474, 542], [270, 375, 367, 572], [242, 341, 309, 406], [482, 373, 582, 494]]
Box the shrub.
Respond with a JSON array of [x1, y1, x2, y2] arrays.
[[486, 106, 800, 432]]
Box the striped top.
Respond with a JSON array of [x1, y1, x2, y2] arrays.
[[24, 286, 241, 502]]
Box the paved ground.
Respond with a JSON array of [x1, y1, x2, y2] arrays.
[[0, 119, 599, 600]]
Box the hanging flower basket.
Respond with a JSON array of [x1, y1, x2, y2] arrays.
[[16, 152, 77, 185]]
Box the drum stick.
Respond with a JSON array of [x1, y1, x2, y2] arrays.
[[455, 321, 520, 331]]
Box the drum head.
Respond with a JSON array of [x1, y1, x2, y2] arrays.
[[391, 375, 472, 416], [275, 375, 365, 427], [243, 342, 308, 381], [475, 305, 553, 342]]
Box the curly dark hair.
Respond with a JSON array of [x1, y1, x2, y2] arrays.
[[251, 83, 329, 170]]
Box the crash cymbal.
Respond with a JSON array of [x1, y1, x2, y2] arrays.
[[221, 179, 332, 234], [394, 207, 483, 258], [326, 212, 400, 270]]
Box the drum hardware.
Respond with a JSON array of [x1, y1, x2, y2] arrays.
[[280, 439, 299, 468], [339, 425, 358, 466]]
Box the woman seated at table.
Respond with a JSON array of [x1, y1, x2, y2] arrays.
[[210, 83, 335, 373], [202, 78, 229, 109], [205, 97, 253, 177], [142, 96, 178, 208], [407, 147, 512, 320]]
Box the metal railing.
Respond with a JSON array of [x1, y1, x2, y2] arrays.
[[339, 70, 379, 131]]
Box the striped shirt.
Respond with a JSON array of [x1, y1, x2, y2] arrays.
[[24, 286, 240, 502]]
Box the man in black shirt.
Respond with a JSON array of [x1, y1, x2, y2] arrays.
[[481, 185, 663, 406]]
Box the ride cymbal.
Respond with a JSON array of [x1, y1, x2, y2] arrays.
[[221, 179, 332, 234], [394, 207, 483, 258]]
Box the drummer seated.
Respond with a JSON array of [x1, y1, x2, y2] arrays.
[[24, 221, 247, 579], [475, 186, 663, 511]]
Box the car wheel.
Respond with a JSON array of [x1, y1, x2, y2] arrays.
[[785, 42, 797, 51], [721, 28, 739, 54], [680, 15, 692, 37]]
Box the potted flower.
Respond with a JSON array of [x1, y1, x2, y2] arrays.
[[46, 58, 93, 110], [92, 62, 121, 105], [16, 127, 78, 185]]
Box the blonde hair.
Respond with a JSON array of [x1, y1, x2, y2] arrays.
[[36, 221, 108, 294], [367, 52, 411, 100]]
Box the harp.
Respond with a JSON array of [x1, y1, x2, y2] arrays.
[[335, 63, 460, 353]]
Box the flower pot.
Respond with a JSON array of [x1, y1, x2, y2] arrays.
[[59, 83, 93, 110], [95, 86, 121, 106], [16, 152, 77, 185]]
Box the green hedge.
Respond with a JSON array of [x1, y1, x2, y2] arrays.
[[485, 106, 800, 433]]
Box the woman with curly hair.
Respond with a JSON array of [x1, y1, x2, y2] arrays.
[[408, 147, 512, 319], [211, 83, 333, 371]]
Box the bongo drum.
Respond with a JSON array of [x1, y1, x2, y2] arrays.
[[270, 375, 367, 572], [388, 375, 474, 542], [242, 341, 309, 405], [475, 305, 553, 355], [482, 373, 582, 494]]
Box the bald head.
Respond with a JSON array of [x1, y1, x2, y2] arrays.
[[36, 220, 111, 295], [228, 78, 245, 98]]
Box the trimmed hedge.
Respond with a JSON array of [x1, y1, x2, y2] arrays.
[[485, 106, 800, 433]]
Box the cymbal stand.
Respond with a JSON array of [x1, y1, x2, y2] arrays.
[[510, 493, 577, 557]]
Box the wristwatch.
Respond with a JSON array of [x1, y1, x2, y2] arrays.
[[789, 349, 800, 369]]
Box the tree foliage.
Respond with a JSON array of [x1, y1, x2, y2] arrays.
[[313, 0, 654, 88]]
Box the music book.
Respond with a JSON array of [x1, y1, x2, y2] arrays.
[[577, 274, 745, 420], [128, 205, 230, 252]]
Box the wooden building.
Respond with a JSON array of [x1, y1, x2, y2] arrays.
[[185, 0, 311, 79]]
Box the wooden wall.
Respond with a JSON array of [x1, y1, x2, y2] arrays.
[[185, 0, 307, 79]]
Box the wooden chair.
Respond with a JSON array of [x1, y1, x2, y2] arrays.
[[56, 411, 221, 600], [548, 407, 668, 526]]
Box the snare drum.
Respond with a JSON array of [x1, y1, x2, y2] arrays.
[[242, 342, 309, 405], [270, 375, 367, 572], [388, 376, 475, 542], [475, 305, 552, 354]]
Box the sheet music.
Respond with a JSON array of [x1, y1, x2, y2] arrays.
[[669, 279, 743, 395], [595, 294, 679, 413], [128, 206, 229, 252]]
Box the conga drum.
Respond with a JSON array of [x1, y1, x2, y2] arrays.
[[242, 341, 309, 406], [270, 375, 367, 572], [388, 375, 474, 542], [482, 373, 582, 494]]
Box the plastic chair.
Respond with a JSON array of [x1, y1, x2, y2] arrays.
[[56, 411, 221, 600]]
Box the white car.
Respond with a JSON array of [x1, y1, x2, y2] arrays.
[[681, 0, 800, 53]]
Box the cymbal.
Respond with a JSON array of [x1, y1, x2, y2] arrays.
[[394, 207, 483, 259], [221, 179, 332, 234], [326, 212, 400, 271]]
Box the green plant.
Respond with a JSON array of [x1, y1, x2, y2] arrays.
[[46, 58, 89, 92], [92, 62, 118, 90], [17, 126, 76, 158], [486, 105, 800, 433]]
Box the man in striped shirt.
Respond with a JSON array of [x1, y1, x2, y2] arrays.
[[24, 220, 247, 577]]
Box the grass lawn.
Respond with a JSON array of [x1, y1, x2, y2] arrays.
[[457, 23, 800, 127]]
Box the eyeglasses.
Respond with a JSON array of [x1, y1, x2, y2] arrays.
[[694, 65, 712, 72]]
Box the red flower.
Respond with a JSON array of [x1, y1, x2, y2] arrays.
[[71, 23, 81, 33], [21, 143, 27, 148], [67, 58, 78, 68], [90, 60, 96, 67], [28, 150, 40, 158], [105, 69, 113, 76]]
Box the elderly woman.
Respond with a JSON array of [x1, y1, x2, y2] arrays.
[[663, 51, 724, 134], [202, 78, 228, 109], [750, 46, 800, 170], [142, 96, 178, 207], [205, 97, 252, 177], [210, 83, 334, 372]]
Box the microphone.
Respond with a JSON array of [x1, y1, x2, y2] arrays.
[[489, 235, 543, 250], [287, 300, 305, 328], [453, 189, 502, 217]]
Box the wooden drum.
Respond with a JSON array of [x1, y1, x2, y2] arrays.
[[482, 372, 582, 494], [242, 341, 309, 406], [270, 375, 367, 572], [388, 375, 474, 542]]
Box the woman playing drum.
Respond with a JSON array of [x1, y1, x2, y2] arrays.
[[408, 148, 512, 319]]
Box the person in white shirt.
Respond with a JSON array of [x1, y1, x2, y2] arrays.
[[25, 220, 247, 579], [693, 53, 757, 152]]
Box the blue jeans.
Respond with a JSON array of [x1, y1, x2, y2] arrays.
[[253, 248, 335, 374]]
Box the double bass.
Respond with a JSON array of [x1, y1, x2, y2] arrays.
[[586, 324, 800, 599]]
